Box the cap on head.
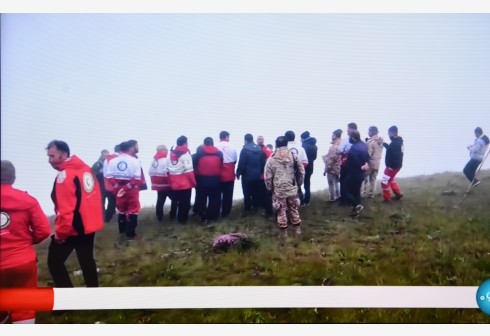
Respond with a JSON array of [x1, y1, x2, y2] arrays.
[[0, 160, 16, 185], [300, 131, 310, 140]]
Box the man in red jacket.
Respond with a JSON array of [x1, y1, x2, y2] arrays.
[[46, 140, 104, 288], [0, 160, 51, 323], [193, 137, 223, 224]]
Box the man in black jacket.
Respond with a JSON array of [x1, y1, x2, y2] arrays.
[[236, 134, 267, 214], [300, 131, 318, 206], [91, 149, 109, 216], [381, 126, 404, 203]]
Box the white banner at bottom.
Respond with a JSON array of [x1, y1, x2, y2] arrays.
[[52, 286, 479, 310]]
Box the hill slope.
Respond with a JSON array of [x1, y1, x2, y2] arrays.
[[35, 170, 490, 323]]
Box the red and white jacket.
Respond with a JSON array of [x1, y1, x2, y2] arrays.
[[167, 145, 197, 191], [51, 155, 104, 241], [0, 184, 51, 270], [215, 140, 237, 182], [148, 151, 170, 191], [106, 152, 143, 192], [103, 153, 119, 193]]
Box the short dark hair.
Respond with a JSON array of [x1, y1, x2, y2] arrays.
[[114, 144, 121, 153], [350, 130, 361, 142], [275, 136, 288, 148], [300, 131, 310, 140], [333, 129, 343, 138], [475, 127, 483, 135], [369, 126, 379, 135], [204, 137, 214, 146], [285, 130, 295, 141], [244, 133, 253, 143], [388, 126, 398, 135], [127, 139, 138, 148], [119, 141, 130, 152], [46, 140, 70, 157], [177, 135, 188, 146], [0, 160, 16, 184], [347, 123, 358, 130], [219, 131, 230, 140]]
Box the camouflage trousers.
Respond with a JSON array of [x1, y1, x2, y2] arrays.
[[272, 194, 301, 229]]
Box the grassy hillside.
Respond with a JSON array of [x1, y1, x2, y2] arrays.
[[35, 170, 490, 323]]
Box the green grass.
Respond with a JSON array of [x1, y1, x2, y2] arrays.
[[35, 170, 490, 323]]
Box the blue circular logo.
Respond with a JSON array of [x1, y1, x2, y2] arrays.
[[117, 161, 128, 171], [476, 278, 490, 315]]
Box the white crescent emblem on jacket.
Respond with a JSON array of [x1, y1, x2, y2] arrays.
[[152, 160, 159, 168], [0, 212, 11, 229], [83, 172, 95, 193]]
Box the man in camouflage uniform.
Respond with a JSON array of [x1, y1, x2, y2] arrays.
[[264, 136, 305, 236]]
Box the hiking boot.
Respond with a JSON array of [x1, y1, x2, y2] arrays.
[[393, 194, 404, 201], [472, 179, 481, 187]]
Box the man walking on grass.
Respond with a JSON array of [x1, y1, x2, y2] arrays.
[[381, 126, 404, 203], [46, 140, 104, 288], [463, 127, 489, 187]]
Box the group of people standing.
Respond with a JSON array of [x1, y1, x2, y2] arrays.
[[1, 126, 488, 324], [322, 123, 405, 216]]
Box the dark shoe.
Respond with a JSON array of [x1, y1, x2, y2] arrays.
[[393, 194, 404, 201]]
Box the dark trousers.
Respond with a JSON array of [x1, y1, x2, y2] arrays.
[[220, 181, 235, 217], [195, 185, 221, 221], [104, 192, 116, 222], [242, 179, 263, 211], [47, 233, 98, 288], [118, 213, 138, 238], [343, 172, 364, 208], [172, 189, 192, 223], [260, 180, 273, 215], [339, 165, 348, 204], [156, 190, 171, 221], [463, 159, 482, 182], [302, 169, 313, 204]]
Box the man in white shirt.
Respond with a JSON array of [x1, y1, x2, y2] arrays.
[[215, 131, 238, 218]]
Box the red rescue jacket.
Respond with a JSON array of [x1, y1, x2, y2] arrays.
[[51, 155, 104, 241], [0, 184, 51, 270]]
